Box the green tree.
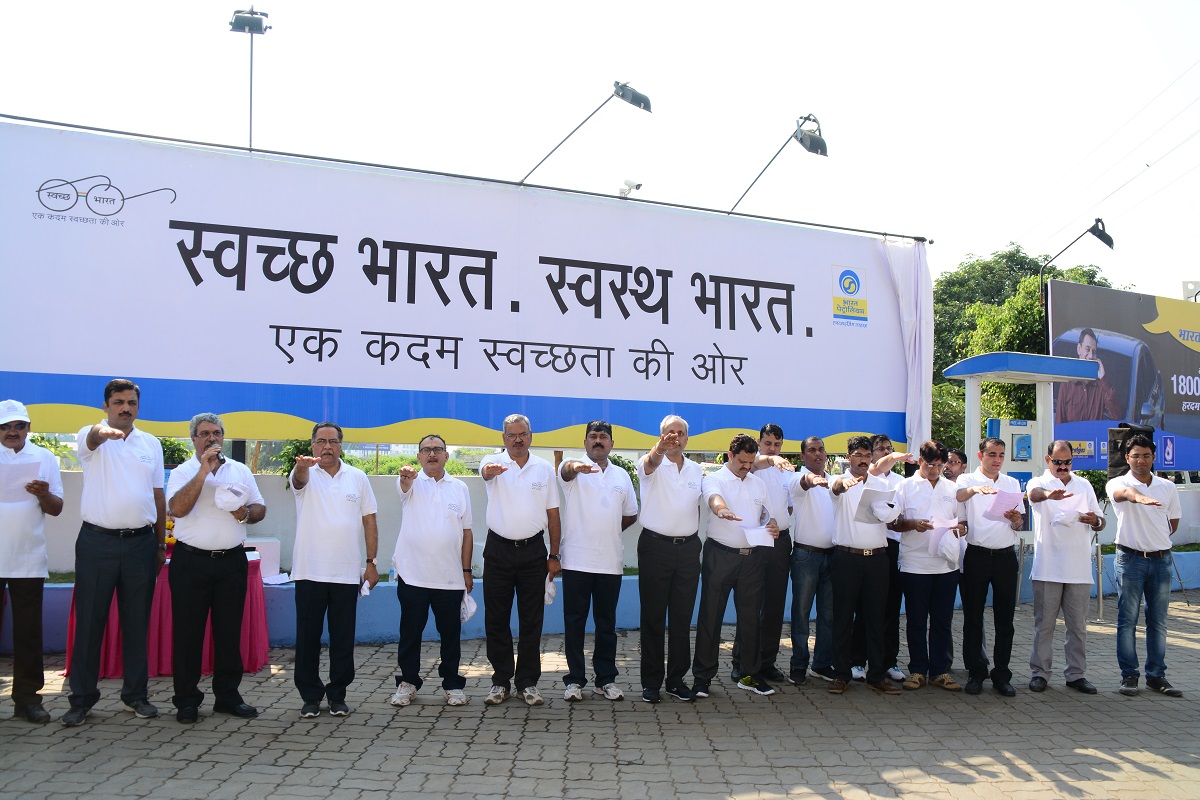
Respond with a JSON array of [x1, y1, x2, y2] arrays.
[[930, 383, 966, 451]]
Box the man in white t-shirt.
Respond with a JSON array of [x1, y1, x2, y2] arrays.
[[956, 437, 1025, 697], [65, 379, 166, 727], [0, 400, 63, 724], [558, 421, 638, 702], [390, 434, 473, 708], [1026, 440, 1103, 695], [479, 414, 562, 707], [890, 440, 964, 692], [290, 422, 380, 718], [788, 436, 836, 685], [636, 415, 703, 704], [1108, 434, 1183, 698], [165, 413, 266, 723]]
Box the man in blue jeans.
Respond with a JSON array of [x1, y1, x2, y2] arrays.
[[788, 436, 836, 685], [1107, 434, 1183, 697]]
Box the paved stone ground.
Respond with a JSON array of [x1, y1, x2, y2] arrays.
[[2, 596, 1200, 799]]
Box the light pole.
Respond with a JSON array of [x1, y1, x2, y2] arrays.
[[1038, 218, 1114, 351], [729, 114, 827, 214], [230, 8, 270, 150]]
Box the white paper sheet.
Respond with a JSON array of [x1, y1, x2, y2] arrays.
[[0, 463, 39, 503], [983, 490, 1025, 521], [742, 526, 776, 547], [854, 488, 897, 524], [262, 572, 291, 585]]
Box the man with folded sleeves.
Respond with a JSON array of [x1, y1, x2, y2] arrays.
[[65, 378, 166, 727], [0, 399, 63, 724], [787, 436, 836, 685], [636, 415, 703, 704], [558, 421, 639, 702], [166, 413, 266, 723]]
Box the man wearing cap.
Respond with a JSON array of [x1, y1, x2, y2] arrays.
[[0, 400, 64, 723], [558, 421, 639, 703], [290, 422, 380, 718], [165, 413, 266, 723], [389, 434, 474, 708], [479, 414, 561, 707], [65, 379, 166, 727]]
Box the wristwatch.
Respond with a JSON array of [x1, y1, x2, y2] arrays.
[[365, 558, 377, 566], [548, 553, 561, 562]]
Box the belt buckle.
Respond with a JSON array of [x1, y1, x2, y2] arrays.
[[672, 537, 685, 545], [862, 548, 872, 557], [210, 548, 224, 558], [738, 547, 751, 556]]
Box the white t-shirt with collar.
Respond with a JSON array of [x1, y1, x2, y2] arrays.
[[0, 440, 63, 578], [558, 458, 639, 575], [291, 460, 378, 584], [896, 474, 960, 574], [166, 455, 264, 551], [636, 455, 702, 537], [1027, 470, 1099, 584], [1106, 472, 1181, 553], [757, 465, 799, 534], [393, 470, 473, 591], [956, 468, 1023, 549], [882, 471, 905, 542], [793, 468, 835, 549], [77, 423, 163, 529], [702, 466, 770, 549], [479, 452, 558, 540], [832, 473, 891, 550]]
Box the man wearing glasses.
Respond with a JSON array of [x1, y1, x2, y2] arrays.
[[290, 422, 380, 718], [1025, 440, 1103, 694], [0, 400, 63, 724], [479, 414, 561, 706], [1108, 434, 1183, 697]]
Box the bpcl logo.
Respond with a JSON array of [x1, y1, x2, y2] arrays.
[[839, 269, 861, 296]]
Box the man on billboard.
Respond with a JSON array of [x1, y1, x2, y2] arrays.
[[1056, 328, 1123, 423]]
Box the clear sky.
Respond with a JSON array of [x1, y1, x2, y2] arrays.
[[3, 1, 1197, 300]]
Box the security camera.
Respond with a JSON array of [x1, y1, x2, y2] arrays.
[[619, 179, 642, 198]]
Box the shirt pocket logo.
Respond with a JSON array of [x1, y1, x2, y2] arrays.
[[346, 492, 360, 503]]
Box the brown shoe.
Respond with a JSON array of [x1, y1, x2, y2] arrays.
[[868, 679, 901, 695], [930, 673, 962, 692], [828, 679, 849, 694], [902, 673, 927, 690]]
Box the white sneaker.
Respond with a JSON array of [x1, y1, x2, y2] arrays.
[[484, 685, 509, 705], [390, 682, 417, 707], [564, 683, 584, 702], [594, 683, 625, 701], [520, 686, 544, 706], [887, 666, 905, 682], [851, 666, 866, 682], [444, 689, 468, 706]]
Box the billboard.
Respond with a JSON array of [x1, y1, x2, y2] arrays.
[[0, 121, 932, 450], [1049, 280, 1200, 470]]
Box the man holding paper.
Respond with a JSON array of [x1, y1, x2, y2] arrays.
[[0, 399, 63, 724], [1025, 440, 1103, 694], [827, 436, 914, 695], [890, 440, 963, 692], [692, 434, 779, 697], [166, 413, 266, 723], [956, 437, 1025, 697], [788, 436, 837, 685]]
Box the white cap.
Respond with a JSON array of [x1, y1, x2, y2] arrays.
[[0, 399, 30, 425]]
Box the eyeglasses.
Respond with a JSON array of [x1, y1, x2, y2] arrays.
[[0, 421, 29, 432], [419, 446, 446, 455], [1127, 453, 1155, 461], [313, 438, 342, 446], [503, 431, 530, 441], [1050, 458, 1073, 466]]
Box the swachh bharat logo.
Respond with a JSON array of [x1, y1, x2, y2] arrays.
[[36, 174, 176, 217], [832, 266, 868, 326]]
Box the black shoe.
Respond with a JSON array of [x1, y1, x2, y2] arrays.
[[760, 666, 787, 683], [328, 702, 351, 716], [737, 675, 777, 696], [641, 688, 661, 704], [1147, 677, 1183, 697], [124, 699, 159, 719], [13, 703, 50, 724], [1119, 676, 1139, 696], [788, 671, 808, 686], [964, 678, 984, 695], [60, 707, 89, 727], [213, 702, 259, 718], [176, 707, 198, 724], [809, 666, 837, 682], [1028, 676, 1048, 692], [994, 681, 1016, 697], [692, 682, 710, 699], [1065, 678, 1098, 695], [300, 703, 322, 718], [665, 685, 693, 701]]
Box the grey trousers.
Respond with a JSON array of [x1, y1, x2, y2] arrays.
[[1029, 580, 1090, 682]]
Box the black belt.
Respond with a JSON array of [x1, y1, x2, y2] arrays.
[[835, 545, 886, 557], [174, 541, 245, 559], [82, 522, 153, 538], [643, 528, 697, 545], [967, 543, 1015, 556], [1117, 544, 1171, 559], [708, 539, 755, 556], [795, 542, 835, 554], [488, 529, 544, 547]]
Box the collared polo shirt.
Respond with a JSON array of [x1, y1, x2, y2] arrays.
[[559, 458, 638, 575], [702, 466, 770, 549], [291, 460, 378, 584], [394, 470, 473, 590], [956, 468, 1023, 549], [1106, 473, 1181, 553], [77, 422, 163, 529], [0, 440, 63, 578], [166, 455, 264, 551], [793, 468, 835, 549], [1027, 470, 1099, 584], [479, 452, 558, 539], [636, 455, 702, 537]]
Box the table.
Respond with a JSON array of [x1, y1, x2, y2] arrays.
[[64, 558, 268, 677]]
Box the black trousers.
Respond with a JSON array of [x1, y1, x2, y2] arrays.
[[395, 577, 464, 690], [562, 569, 622, 688], [168, 546, 248, 710], [960, 544, 1018, 684], [692, 540, 764, 684], [732, 529, 792, 675], [637, 531, 701, 690], [482, 531, 547, 691], [1, 577, 44, 705], [832, 548, 889, 683], [294, 580, 359, 704], [851, 538, 901, 669]]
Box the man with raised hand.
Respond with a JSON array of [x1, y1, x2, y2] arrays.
[[1108, 434, 1183, 698], [1026, 440, 1103, 695], [636, 415, 703, 704], [558, 421, 638, 703], [479, 414, 561, 707], [956, 437, 1025, 697], [787, 436, 836, 685], [390, 434, 473, 708]]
